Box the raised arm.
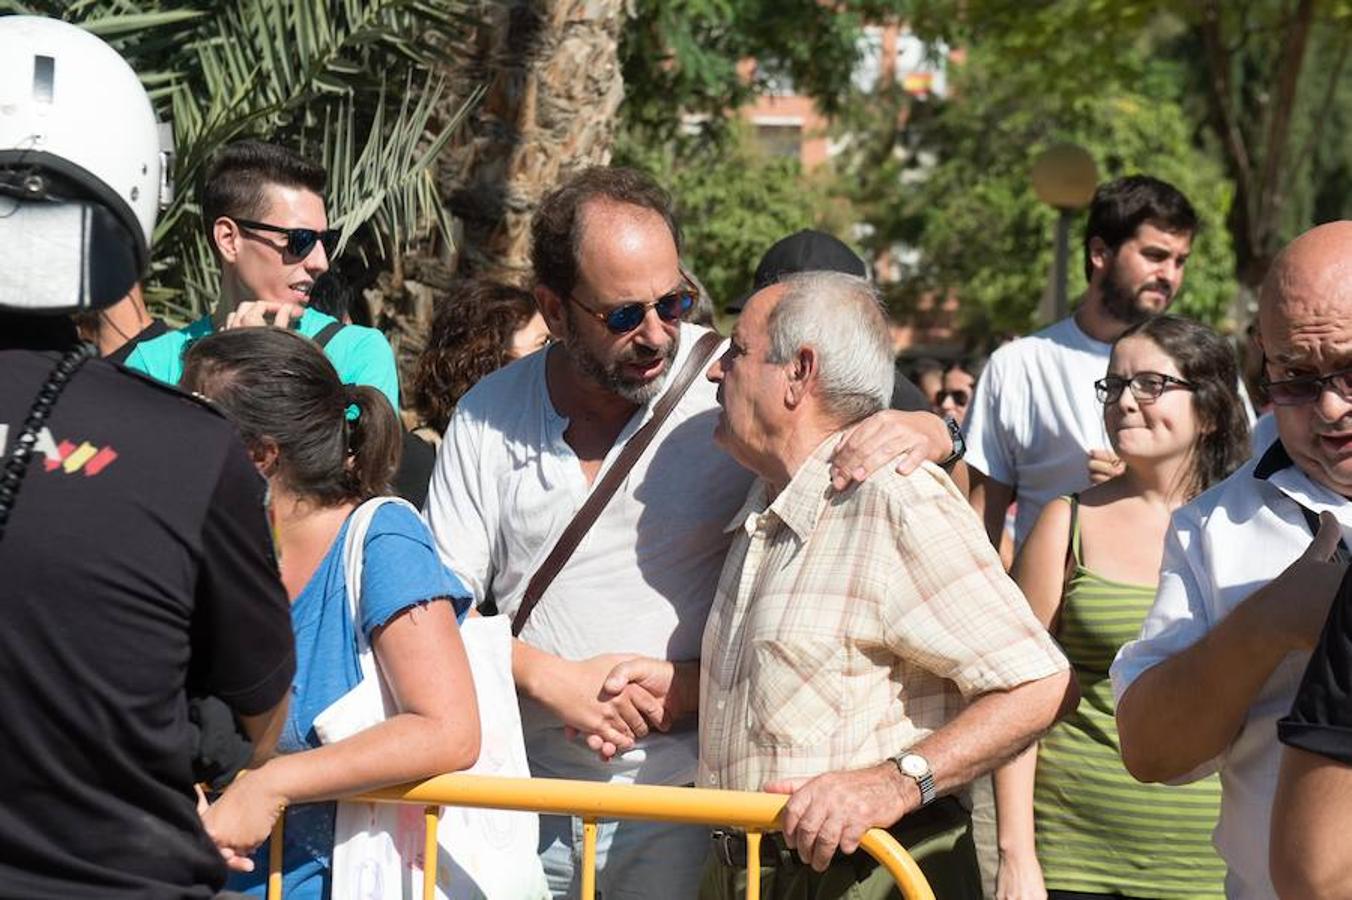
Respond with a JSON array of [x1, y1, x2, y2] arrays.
[[1116, 514, 1346, 783], [1270, 558, 1352, 899], [828, 409, 954, 489]]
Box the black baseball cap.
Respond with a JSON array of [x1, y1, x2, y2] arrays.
[[727, 229, 868, 313]]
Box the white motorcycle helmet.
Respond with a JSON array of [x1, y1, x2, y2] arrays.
[[0, 15, 172, 313]]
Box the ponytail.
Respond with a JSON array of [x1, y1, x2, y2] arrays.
[[182, 327, 400, 506], [343, 384, 401, 501]]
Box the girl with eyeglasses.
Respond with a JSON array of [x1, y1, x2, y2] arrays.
[[994, 314, 1250, 900], [181, 328, 480, 900]]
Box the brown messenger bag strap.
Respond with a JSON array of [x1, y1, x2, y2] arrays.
[[511, 329, 724, 637]]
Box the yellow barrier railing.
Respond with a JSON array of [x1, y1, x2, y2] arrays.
[[263, 773, 935, 900]]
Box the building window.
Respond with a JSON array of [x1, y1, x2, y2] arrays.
[[753, 121, 803, 160]]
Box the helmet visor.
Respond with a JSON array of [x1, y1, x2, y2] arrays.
[[0, 197, 138, 313]]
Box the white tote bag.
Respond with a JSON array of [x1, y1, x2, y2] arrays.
[[313, 496, 548, 900]]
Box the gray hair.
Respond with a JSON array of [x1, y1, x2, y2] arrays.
[[765, 271, 895, 424]]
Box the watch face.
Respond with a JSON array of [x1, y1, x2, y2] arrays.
[[900, 754, 929, 777]]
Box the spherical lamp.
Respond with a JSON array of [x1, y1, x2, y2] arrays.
[[1031, 144, 1099, 210]]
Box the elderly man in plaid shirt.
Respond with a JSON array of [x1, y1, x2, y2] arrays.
[[697, 272, 1076, 900]]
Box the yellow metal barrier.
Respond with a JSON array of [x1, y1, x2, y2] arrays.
[[263, 774, 935, 900]]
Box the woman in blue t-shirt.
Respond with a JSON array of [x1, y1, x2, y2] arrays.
[[182, 327, 480, 899]]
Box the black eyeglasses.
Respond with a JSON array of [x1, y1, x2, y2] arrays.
[[1261, 360, 1352, 406], [934, 389, 970, 407], [232, 218, 341, 260], [568, 286, 696, 335], [1095, 372, 1195, 404]]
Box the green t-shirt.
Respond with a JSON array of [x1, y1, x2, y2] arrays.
[[123, 308, 400, 412]]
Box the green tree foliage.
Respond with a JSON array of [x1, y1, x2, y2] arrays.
[[616, 2, 899, 313], [910, 0, 1352, 296], [618, 122, 830, 312], [836, 43, 1236, 337], [1, 0, 478, 321], [620, 0, 908, 146]]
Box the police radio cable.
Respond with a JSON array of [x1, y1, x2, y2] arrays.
[[0, 342, 98, 541]]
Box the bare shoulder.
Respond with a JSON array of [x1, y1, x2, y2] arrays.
[[1078, 477, 1130, 508]]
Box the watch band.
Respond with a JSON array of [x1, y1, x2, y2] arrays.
[[912, 769, 937, 807], [938, 414, 966, 468], [891, 752, 937, 807]]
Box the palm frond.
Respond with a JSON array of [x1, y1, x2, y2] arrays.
[[44, 0, 481, 321]]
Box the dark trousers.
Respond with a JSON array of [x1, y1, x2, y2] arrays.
[[698, 797, 982, 900]]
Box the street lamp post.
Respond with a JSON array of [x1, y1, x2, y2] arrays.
[[1031, 144, 1099, 322]]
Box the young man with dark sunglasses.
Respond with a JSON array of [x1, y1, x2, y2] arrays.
[[123, 141, 399, 410]]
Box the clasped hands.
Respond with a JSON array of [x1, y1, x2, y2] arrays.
[[541, 654, 697, 761]]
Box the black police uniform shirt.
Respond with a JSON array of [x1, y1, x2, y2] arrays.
[[1280, 566, 1352, 765], [0, 351, 295, 899]]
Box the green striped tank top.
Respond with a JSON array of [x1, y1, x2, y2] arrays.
[[1034, 496, 1226, 898]]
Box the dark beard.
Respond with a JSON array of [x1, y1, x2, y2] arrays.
[[561, 308, 679, 405], [1101, 264, 1170, 327]]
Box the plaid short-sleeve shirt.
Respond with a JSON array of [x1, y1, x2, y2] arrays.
[[697, 434, 1068, 792]]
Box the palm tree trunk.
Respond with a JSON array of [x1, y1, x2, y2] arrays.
[[376, 0, 628, 407], [443, 0, 628, 285]]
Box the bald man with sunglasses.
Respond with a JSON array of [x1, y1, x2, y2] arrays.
[[123, 140, 399, 410]]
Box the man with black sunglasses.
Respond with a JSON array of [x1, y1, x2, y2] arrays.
[[1112, 221, 1352, 899], [423, 167, 956, 900], [123, 141, 399, 411]]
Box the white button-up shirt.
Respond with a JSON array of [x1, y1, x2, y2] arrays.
[[1111, 439, 1352, 899]]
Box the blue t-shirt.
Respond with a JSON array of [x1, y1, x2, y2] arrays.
[[231, 503, 470, 900], [123, 307, 401, 412]]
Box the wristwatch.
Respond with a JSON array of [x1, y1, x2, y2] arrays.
[[938, 414, 966, 468], [891, 750, 936, 807]]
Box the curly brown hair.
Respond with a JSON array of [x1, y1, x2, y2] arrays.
[[411, 279, 540, 434]]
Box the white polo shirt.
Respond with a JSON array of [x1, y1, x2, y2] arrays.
[[1111, 441, 1352, 899], [423, 324, 753, 786], [962, 315, 1111, 548]]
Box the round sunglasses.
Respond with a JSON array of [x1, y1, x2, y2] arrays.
[[934, 389, 970, 407], [233, 217, 341, 260], [568, 286, 696, 334]]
